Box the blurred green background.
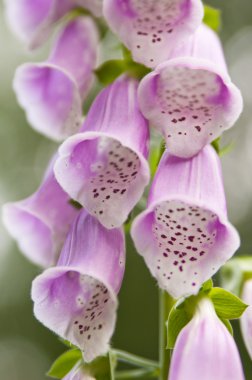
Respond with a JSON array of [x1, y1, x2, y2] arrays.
[[1, 0, 252, 379]]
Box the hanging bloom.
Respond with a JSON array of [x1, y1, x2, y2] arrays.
[[240, 279, 252, 359], [131, 145, 240, 299], [54, 75, 150, 229], [63, 365, 95, 380], [138, 24, 243, 158], [4, 0, 102, 49], [13, 17, 99, 141], [169, 297, 245, 380], [103, 0, 204, 68], [4, 0, 73, 49], [32, 210, 125, 363], [2, 155, 79, 268]]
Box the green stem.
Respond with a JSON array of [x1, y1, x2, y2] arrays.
[[115, 368, 158, 379], [112, 349, 159, 369], [159, 290, 174, 380]]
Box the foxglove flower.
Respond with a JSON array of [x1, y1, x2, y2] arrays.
[[240, 279, 252, 359], [14, 18, 98, 141], [131, 145, 240, 299], [169, 297, 245, 380], [32, 210, 125, 362], [63, 365, 95, 380], [4, 0, 73, 49], [4, 0, 102, 49], [103, 0, 204, 68], [54, 75, 150, 229], [138, 24, 243, 158], [2, 156, 79, 268]]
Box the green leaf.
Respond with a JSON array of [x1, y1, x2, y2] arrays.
[[166, 303, 191, 348], [211, 137, 221, 154], [84, 354, 116, 380], [47, 349, 82, 379], [200, 279, 213, 293], [219, 317, 233, 335], [95, 59, 127, 86], [209, 287, 248, 319], [203, 5, 221, 33]]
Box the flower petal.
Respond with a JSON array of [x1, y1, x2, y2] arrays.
[[63, 365, 95, 380], [2, 155, 79, 267], [138, 25, 243, 158], [103, 0, 204, 68], [131, 146, 240, 298], [13, 18, 99, 141], [32, 210, 125, 362], [169, 298, 245, 380], [240, 279, 252, 359], [54, 76, 150, 228], [14, 63, 82, 141], [4, 0, 73, 49], [48, 17, 99, 97]]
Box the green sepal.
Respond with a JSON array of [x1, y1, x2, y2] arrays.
[[219, 317, 233, 336], [84, 352, 116, 380], [48, 350, 116, 380], [209, 287, 248, 319], [166, 300, 191, 349], [95, 59, 127, 86], [95, 56, 151, 86], [203, 4, 221, 33], [47, 349, 82, 379], [200, 279, 213, 294], [211, 137, 221, 154]]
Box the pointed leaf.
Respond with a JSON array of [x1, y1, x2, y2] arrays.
[[84, 354, 115, 380], [219, 317, 233, 336], [47, 349, 82, 379], [203, 5, 221, 33], [209, 287, 248, 319], [166, 304, 191, 349], [200, 279, 213, 293], [95, 60, 126, 85]]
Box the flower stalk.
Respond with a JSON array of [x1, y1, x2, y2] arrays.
[[159, 290, 174, 380]]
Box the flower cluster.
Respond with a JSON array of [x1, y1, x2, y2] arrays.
[[3, 0, 248, 379]]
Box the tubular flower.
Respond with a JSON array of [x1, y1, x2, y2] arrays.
[[32, 210, 125, 363], [2, 156, 79, 268], [63, 365, 95, 380], [169, 298, 245, 380], [131, 145, 240, 299], [54, 75, 150, 229], [13, 18, 99, 141], [103, 0, 204, 68], [138, 24, 243, 158], [4, 0, 102, 49], [240, 279, 252, 359], [4, 0, 73, 49]]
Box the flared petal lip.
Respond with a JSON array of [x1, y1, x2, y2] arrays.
[[139, 56, 243, 130], [2, 202, 54, 267], [55, 130, 151, 186], [13, 62, 82, 142], [31, 265, 118, 359], [103, 0, 204, 68], [131, 194, 240, 261], [4, 0, 59, 50], [31, 266, 118, 304]]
